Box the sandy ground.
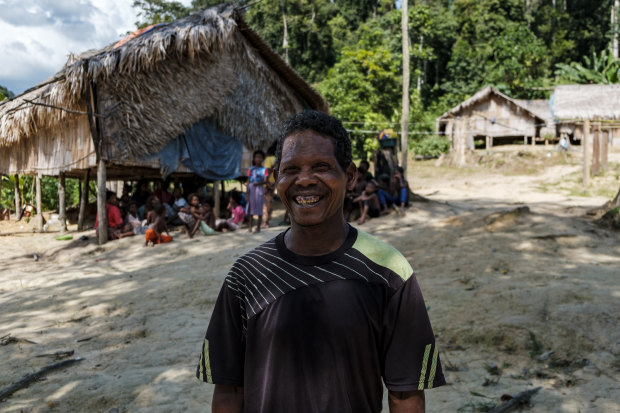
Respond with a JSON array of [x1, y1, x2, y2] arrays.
[[1, 146, 619, 412]]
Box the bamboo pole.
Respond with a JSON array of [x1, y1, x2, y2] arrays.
[[583, 120, 590, 186], [58, 172, 67, 232], [78, 169, 90, 231], [14, 174, 22, 220], [35, 173, 43, 232], [97, 160, 108, 245]]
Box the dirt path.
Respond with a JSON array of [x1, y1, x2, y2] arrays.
[[1, 147, 618, 412]]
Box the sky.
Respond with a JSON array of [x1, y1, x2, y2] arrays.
[[0, 0, 192, 96]]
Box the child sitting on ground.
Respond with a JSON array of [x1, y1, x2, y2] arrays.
[[126, 201, 147, 235], [354, 182, 382, 225], [144, 203, 173, 246], [215, 191, 245, 232]]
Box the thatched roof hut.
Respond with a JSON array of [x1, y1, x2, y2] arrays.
[[551, 84, 620, 122], [0, 3, 328, 180], [436, 86, 546, 150]]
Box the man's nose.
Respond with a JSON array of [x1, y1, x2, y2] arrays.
[[296, 168, 318, 186]]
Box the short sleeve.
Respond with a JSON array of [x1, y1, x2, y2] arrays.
[[382, 275, 445, 391], [196, 276, 246, 386]]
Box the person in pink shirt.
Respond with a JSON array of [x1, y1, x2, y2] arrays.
[[215, 191, 245, 232]]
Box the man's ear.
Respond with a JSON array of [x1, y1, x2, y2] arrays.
[[346, 162, 357, 191]]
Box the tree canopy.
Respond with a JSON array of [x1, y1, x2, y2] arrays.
[[132, 0, 619, 158]]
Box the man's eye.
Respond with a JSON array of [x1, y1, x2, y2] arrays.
[[314, 164, 330, 171]]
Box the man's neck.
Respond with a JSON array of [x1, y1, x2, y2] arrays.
[[285, 218, 349, 256]]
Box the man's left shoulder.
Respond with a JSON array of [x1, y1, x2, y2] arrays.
[[351, 228, 413, 281]]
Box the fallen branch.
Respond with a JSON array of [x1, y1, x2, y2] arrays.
[[35, 350, 74, 360], [489, 387, 541, 413], [0, 357, 83, 401]]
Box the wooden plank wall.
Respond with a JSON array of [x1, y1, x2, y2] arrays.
[[0, 116, 96, 176]]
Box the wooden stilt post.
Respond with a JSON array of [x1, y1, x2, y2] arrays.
[[602, 129, 609, 170], [58, 172, 67, 232], [78, 169, 90, 231], [14, 174, 22, 220], [35, 173, 43, 232], [592, 122, 601, 176], [583, 120, 591, 186], [97, 159, 108, 245], [213, 180, 221, 219]]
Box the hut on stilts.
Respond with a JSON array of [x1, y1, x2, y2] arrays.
[[0, 4, 328, 243]]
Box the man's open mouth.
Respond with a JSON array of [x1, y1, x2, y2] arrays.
[[294, 195, 322, 207]]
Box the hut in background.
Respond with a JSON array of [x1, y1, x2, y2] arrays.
[[436, 86, 545, 161], [0, 4, 328, 242], [551, 84, 620, 183]]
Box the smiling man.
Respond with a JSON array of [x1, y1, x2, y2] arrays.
[[197, 111, 445, 413]]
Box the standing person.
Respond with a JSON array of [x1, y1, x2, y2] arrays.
[[196, 110, 445, 412], [246, 150, 268, 233], [262, 154, 276, 228]]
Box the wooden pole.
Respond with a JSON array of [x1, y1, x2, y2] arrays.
[[583, 120, 590, 186], [602, 129, 609, 170], [78, 169, 90, 231], [592, 122, 601, 176], [35, 173, 43, 232], [14, 174, 22, 220], [213, 181, 221, 219], [97, 159, 108, 245], [400, 0, 410, 172], [58, 172, 67, 232]]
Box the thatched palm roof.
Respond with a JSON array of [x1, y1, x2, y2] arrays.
[[437, 86, 543, 123], [0, 4, 328, 160], [552, 84, 620, 121]]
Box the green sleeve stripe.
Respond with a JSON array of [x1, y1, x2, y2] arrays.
[[417, 344, 432, 390], [200, 339, 213, 383], [352, 229, 413, 281], [427, 345, 439, 389]]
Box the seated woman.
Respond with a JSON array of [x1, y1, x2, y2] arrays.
[[95, 191, 134, 240], [144, 203, 173, 246], [215, 191, 245, 232], [179, 193, 215, 238]]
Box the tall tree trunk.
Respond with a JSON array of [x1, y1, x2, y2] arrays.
[[613, 0, 619, 59], [401, 0, 410, 173], [282, 1, 289, 65]]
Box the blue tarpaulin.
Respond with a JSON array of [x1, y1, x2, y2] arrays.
[[148, 117, 243, 180]]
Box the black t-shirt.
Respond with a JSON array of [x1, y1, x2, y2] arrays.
[[197, 225, 445, 412]]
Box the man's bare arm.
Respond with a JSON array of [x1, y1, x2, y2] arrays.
[[212, 385, 244, 413], [388, 389, 425, 413]]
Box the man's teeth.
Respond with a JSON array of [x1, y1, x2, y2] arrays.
[[296, 196, 320, 205]]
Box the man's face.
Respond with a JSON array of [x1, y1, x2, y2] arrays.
[[276, 130, 355, 228]]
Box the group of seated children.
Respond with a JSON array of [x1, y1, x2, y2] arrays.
[[96, 181, 249, 246], [345, 161, 409, 225]]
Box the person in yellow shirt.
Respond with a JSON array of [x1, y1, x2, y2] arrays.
[[262, 154, 276, 228]]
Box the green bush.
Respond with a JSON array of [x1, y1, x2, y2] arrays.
[[411, 135, 451, 158]]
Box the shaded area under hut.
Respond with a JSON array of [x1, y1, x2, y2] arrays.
[[0, 4, 328, 243]]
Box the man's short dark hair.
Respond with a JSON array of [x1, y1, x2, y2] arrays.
[[106, 190, 117, 201], [275, 110, 352, 172]]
